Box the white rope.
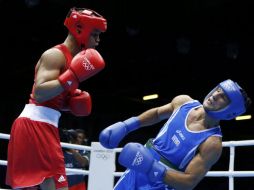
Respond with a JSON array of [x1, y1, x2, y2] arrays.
[[66, 168, 89, 175], [206, 171, 254, 177], [113, 171, 254, 178], [112, 171, 254, 178], [0, 160, 7, 166], [1, 132, 254, 190], [0, 160, 89, 175], [60, 142, 91, 151], [0, 133, 91, 151], [222, 140, 254, 147], [2, 133, 254, 149], [0, 133, 10, 140]]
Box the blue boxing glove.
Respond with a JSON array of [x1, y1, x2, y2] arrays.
[[118, 142, 166, 183], [99, 117, 140, 149]]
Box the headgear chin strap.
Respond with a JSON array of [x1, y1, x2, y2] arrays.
[[204, 79, 246, 120], [64, 8, 107, 49]]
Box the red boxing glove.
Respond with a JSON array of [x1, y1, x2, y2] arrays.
[[58, 48, 105, 91], [69, 89, 92, 116]]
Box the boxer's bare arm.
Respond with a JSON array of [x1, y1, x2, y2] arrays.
[[34, 48, 65, 103]]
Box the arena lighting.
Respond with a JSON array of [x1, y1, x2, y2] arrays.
[[235, 115, 252, 121], [143, 94, 159, 101]]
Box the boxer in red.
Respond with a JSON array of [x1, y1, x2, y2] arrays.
[[6, 7, 107, 190]]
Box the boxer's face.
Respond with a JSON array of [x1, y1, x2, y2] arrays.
[[86, 29, 102, 49], [203, 87, 230, 111]]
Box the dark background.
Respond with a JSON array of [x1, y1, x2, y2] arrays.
[[0, 0, 254, 189]]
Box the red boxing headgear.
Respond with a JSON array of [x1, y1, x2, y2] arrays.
[[64, 8, 107, 48]]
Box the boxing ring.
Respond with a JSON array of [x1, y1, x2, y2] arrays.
[[1, 133, 254, 190]]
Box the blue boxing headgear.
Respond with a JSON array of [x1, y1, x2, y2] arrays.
[[205, 79, 246, 120]]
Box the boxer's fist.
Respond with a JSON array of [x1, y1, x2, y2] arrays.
[[99, 117, 140, 149], [119, 143, 166, 183], [69, 89, 92, 116], [58, 49, 105, 91]]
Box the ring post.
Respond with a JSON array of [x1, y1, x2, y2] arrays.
[[88, 142, 116, 190]]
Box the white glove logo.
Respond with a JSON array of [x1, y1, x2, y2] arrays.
[[82, 57, 95, 71], [153, 171, 159, 177], [67, 80, 72, 86], [132, 151, 143, 166]]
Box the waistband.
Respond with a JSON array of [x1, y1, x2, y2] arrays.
[[19, 104, 61, 128], [145, 139, 178, 170]]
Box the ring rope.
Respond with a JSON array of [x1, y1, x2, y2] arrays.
[[1, 132, 254, 190]]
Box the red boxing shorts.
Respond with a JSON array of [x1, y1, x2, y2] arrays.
[[6, 104, 68, 189]]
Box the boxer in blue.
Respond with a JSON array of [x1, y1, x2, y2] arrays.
[[99, 79, 252, 190]]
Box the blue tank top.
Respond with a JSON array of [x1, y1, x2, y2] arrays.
[[153, 100, 222, 171]]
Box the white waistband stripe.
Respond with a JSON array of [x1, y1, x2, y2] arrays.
[[19, 104, 61, 128]]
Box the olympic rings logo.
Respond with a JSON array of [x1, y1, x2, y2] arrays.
[[96, 153, 110, 160], [82, 57, 95, 70], [133, 151, 143, 166]]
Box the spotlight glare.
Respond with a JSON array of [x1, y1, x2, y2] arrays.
[[235, 115, 252, 121], [143, 94, 159, 101]]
